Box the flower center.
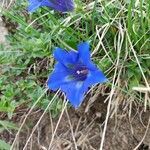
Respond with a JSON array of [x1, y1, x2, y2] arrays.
[[72, 65, 89, 81]]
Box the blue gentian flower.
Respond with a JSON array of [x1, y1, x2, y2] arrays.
[[47, 42, 108, 108], [28, 0, 74, 12]]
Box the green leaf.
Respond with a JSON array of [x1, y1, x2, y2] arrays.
[[0, 140, 11, 150], [0, 120, 18, 131]]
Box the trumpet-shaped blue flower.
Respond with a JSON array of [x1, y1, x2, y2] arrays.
[[28, 0, 74, 12], [48, 42, 108, 108]]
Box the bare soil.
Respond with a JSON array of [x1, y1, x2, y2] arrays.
[[0, 94, 150, 150]]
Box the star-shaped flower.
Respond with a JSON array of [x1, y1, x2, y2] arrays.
[[28, 0, 74, 12], [47, 42, 108, 108]]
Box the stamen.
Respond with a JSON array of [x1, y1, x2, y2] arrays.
[[76, 69, 88, 75], [71, 63, 89, 81], [80, 69, 88, 74], [76, 70, 81, 74]]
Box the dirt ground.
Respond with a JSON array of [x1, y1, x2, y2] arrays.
[[0, 93, 150, 150]]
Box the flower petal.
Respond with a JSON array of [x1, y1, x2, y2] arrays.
[[78, 42, 91, 63], [49, 0, 74, 12], [84, 69, 108, 88], [54, 47, 78, 67], [28, 0, 52, 12], [47, 63, 70, 90], [61, 81, 88, 108], [28, 0, 74, 12], [28, 0, 41, 12], [77, 42, 99, 71]]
